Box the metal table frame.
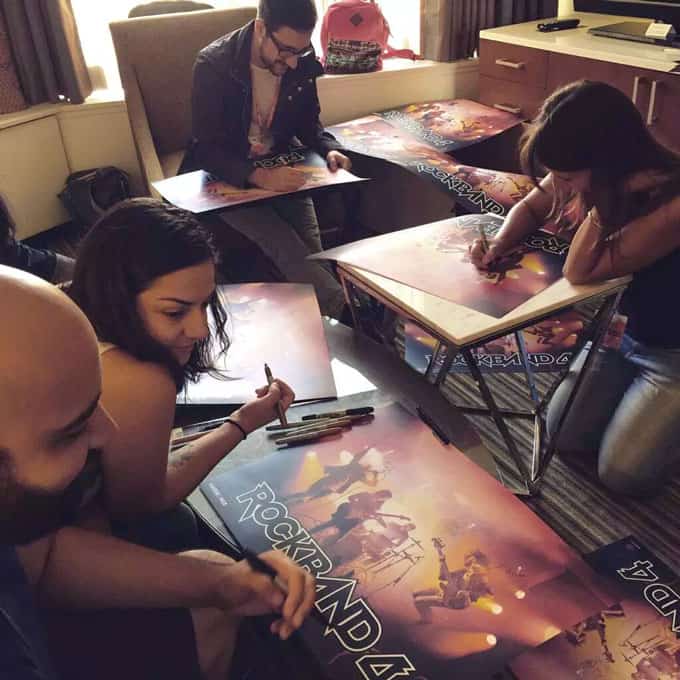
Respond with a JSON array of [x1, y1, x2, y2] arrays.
[[338, 267, 626, 496]]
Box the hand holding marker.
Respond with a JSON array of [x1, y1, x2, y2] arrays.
[[265, 362, 288, 427]]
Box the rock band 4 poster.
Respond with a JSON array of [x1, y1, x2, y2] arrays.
[[510, 537, 680, 679], [313, 213, 569, 318], [202, 402, 609, 679], [152, 147, 367, 213]]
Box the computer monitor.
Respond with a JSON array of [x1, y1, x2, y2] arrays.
[[574, 1, 680, 30]]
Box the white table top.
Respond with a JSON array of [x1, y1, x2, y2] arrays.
[[340, 262, 630, 347], [480, 13, 680, 73]]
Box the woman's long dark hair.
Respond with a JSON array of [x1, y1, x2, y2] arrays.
[[69, 198, 229, 391], [521, 80, 680, 233], [0, 195, 16, 261]]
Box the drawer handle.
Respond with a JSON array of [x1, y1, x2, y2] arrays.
[[647, 79, 660, 126], [632, 75, 645, 106], [495, 58, 526, 70], [493, 103, 522, 115]]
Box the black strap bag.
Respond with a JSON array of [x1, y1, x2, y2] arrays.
[[58, 166, 131, 229]]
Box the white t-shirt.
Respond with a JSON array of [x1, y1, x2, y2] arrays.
[[248, 63, 281, 158]]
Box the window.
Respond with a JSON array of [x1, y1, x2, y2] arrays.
[[72, 0, 420, 93]]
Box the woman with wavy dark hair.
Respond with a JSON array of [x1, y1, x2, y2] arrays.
[[470, 80, 680, 497], [70, 198, 293, 546]]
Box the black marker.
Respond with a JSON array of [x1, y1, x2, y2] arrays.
[[241, 549, 331, 628], [537, 18, 580, 32], [301, 406, 374, 421]]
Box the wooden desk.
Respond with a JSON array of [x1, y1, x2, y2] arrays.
[[337, 262, 630, 494], [479, 13, 680, 151]]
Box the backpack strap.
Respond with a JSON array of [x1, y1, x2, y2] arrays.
[[383, 44, 422, 60]]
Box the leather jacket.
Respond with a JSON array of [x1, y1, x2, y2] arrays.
[[180, 20, 342, 187]]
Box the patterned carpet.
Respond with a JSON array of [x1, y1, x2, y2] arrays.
[[395, 324, 680, 573]]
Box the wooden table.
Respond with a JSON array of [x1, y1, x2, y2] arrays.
[[337, 262, 630, 495]]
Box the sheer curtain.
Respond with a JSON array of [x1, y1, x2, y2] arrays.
[[0, 7, 27, 113], [1, 0, 91, 105], [72, 0, 248, 90], [420, 0, 558, 61]]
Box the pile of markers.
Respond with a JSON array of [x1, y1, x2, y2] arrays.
[[267, 406, 374, 447]]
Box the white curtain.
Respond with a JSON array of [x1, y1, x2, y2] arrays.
[[72, 0, 255, 90], [72, 0, 420, 92]]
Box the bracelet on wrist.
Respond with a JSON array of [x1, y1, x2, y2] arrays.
[[225, 417, 247, 440]]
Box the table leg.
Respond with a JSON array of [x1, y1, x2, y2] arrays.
[[434, 345, 457, 387], [461, 347, 535, 496], [515, 331, 539, 405], [424, 339, 444, 383], [339, 274, 360, 329], [531, 291, 621, 484]]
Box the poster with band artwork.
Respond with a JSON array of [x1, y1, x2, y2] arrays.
[[152, 147, 367, 214], [376, 99, 524, 154], [179, 283, 336, 405], [201, 402, 610, 680], [312, 213, 570, 319], [403, 310, 586, 377], [328, 100, 532, 217], [509, 537, 680, 679]]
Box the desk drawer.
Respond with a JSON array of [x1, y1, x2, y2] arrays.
[[478, 75, 545, 121], [480, 39, 548, 89]]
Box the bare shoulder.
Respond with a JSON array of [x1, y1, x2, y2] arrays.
[[100, 348, 177, 414]]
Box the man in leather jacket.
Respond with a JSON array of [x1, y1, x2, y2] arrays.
[[181, 0, 351, 318]]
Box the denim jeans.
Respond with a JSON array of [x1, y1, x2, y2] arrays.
[[219, 195, 346, 318], [547, 334, 680, 496]]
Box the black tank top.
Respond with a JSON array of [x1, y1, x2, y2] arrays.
[[611, 174, 680, 348], [621, 245, 680, 348]]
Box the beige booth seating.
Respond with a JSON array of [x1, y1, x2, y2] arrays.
[[110, 7, 256, 196]]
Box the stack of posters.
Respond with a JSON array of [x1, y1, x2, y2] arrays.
[[152, 147, 367, 213], [313, 213, 570, 318], [509, 537, 680, 679], [201, 402, 612, 679], [328, 99, 532, 216], [179, 283, 336, 405]]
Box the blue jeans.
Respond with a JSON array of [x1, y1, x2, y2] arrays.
[[220, 195, 346, 318], [547, 335, 680, 496]]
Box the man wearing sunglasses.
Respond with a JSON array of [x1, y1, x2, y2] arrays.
[[181, 0, 351, 321]]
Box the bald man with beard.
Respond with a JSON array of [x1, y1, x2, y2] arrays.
[[0, 266, 315, 680]]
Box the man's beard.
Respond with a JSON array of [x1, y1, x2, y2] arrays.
[[0, 450, 102, 545], [259, 42, 287, 76]]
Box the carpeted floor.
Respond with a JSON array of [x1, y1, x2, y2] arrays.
[[395, 324, 680, 574]]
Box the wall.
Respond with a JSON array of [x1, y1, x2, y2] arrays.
[[318, 60, 479, 126], [0, 95, 142, 239]]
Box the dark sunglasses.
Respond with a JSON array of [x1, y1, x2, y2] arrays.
[[267, 29, 314, 59]]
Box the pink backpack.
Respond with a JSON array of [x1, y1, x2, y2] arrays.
[[320, 0, 417, 72]]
